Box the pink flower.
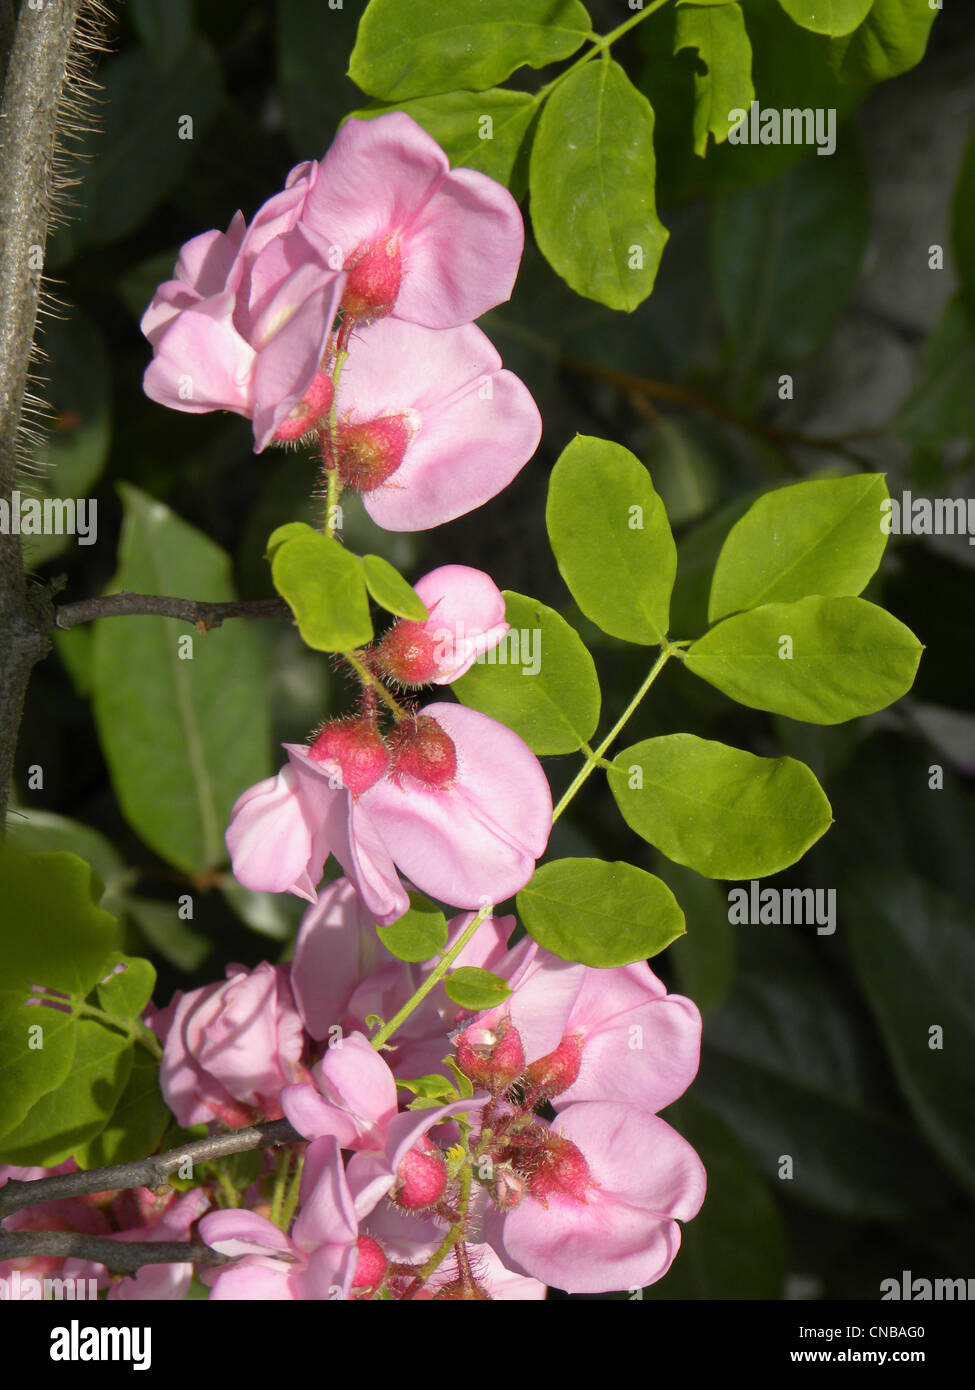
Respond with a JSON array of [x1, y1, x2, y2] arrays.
[[426, 1243, 547, 1301], [482, 1102, 707, 1294], [456, 955, 702, 1116], [280, 1032, 398, 1151], [201, 1137, 358, 1300], [301, 113, 524, 328], [325, 319, 540, 531], [226, 703, 552, 922], [375, 565, 508, 683], [152, 962, 306, 1128], [141, 162, 345, 451], [290, 883, 526, 1076]]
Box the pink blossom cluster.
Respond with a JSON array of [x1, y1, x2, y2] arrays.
[[141, 113, 540, 532], [226, 563, 552, 923], [3, 886, 704, 1300], [138, 881, 703, 1298]]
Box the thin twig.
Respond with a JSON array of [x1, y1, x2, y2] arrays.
[[54, 593, 293, 632], [0, 1232, 227, 1273], [0, 1117, 301, 1219]]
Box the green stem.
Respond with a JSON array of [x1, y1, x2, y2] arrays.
[[343, 649, 406, 722], [324, 346, 349, 538], [31, 996, 163, 1060], [370, 903, 492, 1051], [280, 1151, 304, 1232], [368, 644, 679, 1051], [415, 1164, 473, 1287], [538, 0, 670, 99], [214, 1165, 239, 1209], [269, 1149, 293, 1232], [552, 643, 675, 823]]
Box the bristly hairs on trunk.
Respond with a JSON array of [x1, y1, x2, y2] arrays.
[[0, 0, 114, 828]]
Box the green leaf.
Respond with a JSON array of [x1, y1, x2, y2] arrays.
[[708, 474, 890, 623], [350, 90, 538, 192], [686, 596, 923, 724], [349, 0, 592, 101], [74, 1049, 169, 1168], [644, 1099, 786, 1299], [697, 930, 949, 1218], [0, 997, 77, 1141], [517, 858, 685, 967], [267, 521, 315, 558], [828, 0, 938, 83], [656, 859, 737, 1016], [0, 847, 118, 996], [896, 296, 975, 446], [953, 123, 975, 328], [846, 874, 975, 1202], [23, 310, 112, 571], [397, 1073, 459, 1102], [711, 135, 869, 372], [95, 955, 157, 1020], [444, 967, 512, 1011], [453, 591, 600, 755], [377, 894, 449, 963], [776, 0, 872, 37], [361, 554, 428, 622], [92, 485, 273, 875], [609, 734, 833, 878], [271, 528, 373, 652], [546, 436, 677, 645], [674, 2, 754, 157], [530, 61, 668, 312], [641, 0, 867, 201], [0, 1021, 133, 1167], [6, 811, 130, 907]]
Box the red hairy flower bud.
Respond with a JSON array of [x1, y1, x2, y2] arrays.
[[272, 371, 335, 443], [526, 1134, 595, 1207], [334, 414, 413, 492], [342, 237, 404, 322], [308, 717, 389, 796], [373, 620, 440, 687], [523, 1033, 584, 1102], [352, 1236, 387, 1297], [387, 714, 457, 790], [394, 1134, 447, 1211], [455, 1019, 525, 1093]]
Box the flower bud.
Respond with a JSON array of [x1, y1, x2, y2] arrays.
[[526, 1134, 594, 1207], [523, 1033, 584, 1102], [373, 622, 440, 687], [491, 1165, 527, 1213], [334, 414, 413, 491], [341, 237, 404, 321], [308, 717, 390, 796], [393, 1134, 447, 1211], [387, 714, 457, 790], [352, 1235, 387, 1297], [455, 1018, 525, 1093], [272, 371, 334, 443]]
